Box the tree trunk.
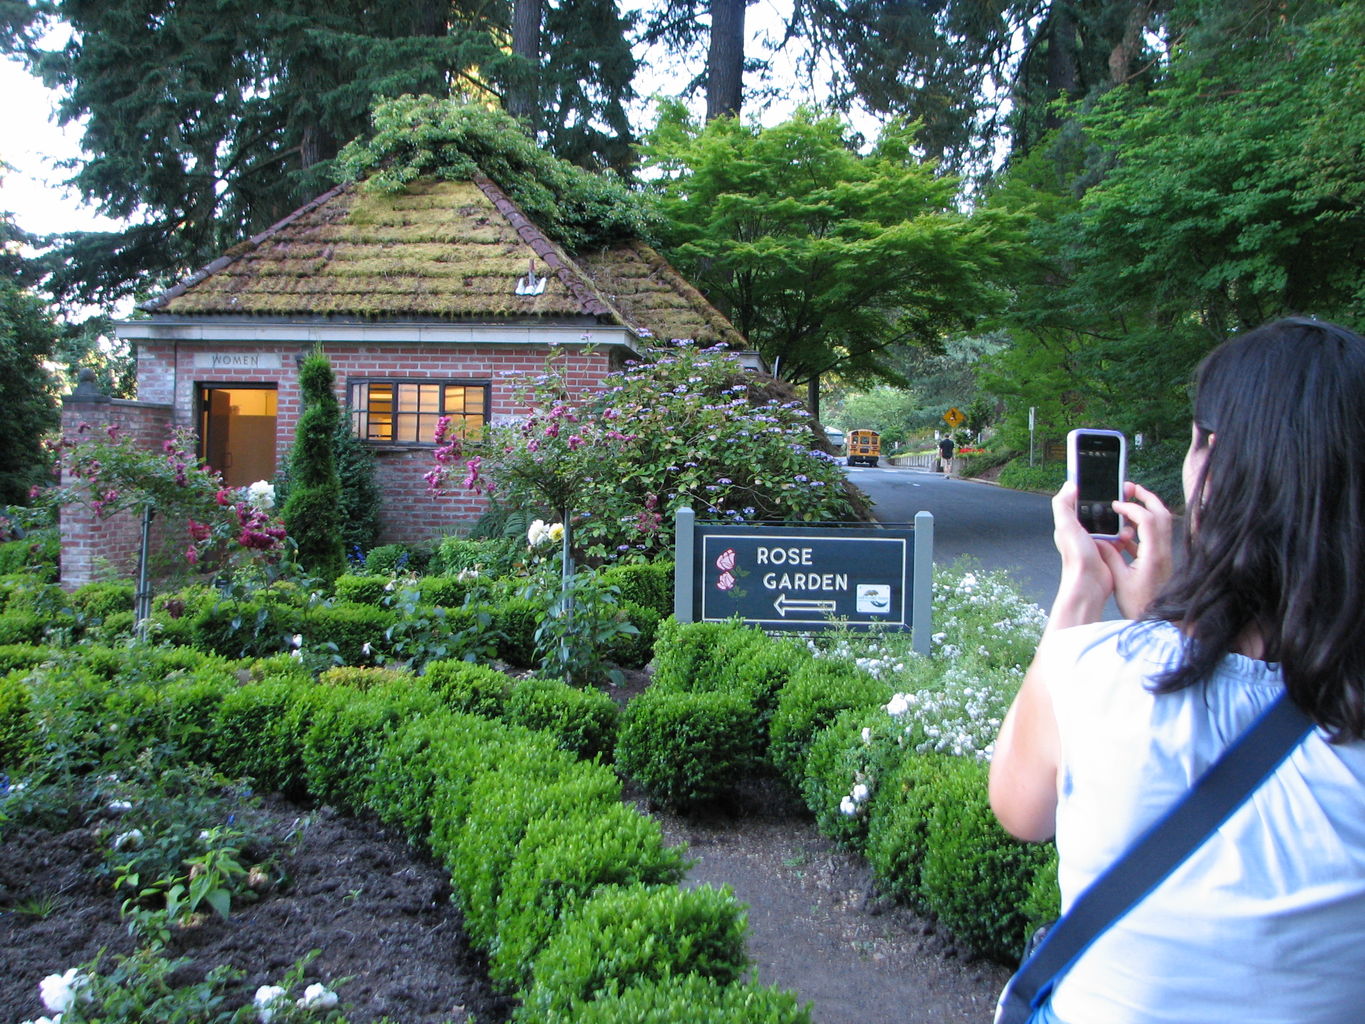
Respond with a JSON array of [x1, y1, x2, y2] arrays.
[[1044, 2, 1078, 132], [706, 0, 745, 120], [807, 374, 821, 420], [1108, 0, 1154, 84], [508, 0, 542, 126]]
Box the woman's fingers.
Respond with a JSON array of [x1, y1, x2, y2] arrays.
[[1107, 481, 1175, 617]]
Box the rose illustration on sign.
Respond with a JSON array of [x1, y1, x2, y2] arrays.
[[715, 548, 738, 591]]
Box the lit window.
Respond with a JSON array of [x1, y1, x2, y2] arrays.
[[348, 380, 489, 445]]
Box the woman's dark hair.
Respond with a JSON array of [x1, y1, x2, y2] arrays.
[[1148, 317, 1365, 740]]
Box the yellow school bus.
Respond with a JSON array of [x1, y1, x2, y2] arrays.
[[846, 429, 880, 467]]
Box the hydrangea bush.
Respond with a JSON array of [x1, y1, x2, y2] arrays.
[[428, 341, 857, 562]]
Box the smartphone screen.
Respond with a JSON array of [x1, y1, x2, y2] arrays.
[[1068, 429, 1126, 537]]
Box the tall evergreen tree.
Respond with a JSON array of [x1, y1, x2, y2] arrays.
[[281, 347, 345, 582], [0, 202, 60, 506], [0, 0, 637, 305]]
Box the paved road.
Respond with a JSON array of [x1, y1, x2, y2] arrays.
[[844, 463, 1063, 610]]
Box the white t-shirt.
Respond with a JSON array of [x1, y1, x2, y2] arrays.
[[1044, 619, 1365, 1024]]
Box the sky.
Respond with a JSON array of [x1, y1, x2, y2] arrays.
[[0, 54, 123, 237]]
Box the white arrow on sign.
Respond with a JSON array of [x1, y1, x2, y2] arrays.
[[773, 593, 838, 617]]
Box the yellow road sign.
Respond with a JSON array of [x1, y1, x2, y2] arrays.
[[944, 407, 965, 428]]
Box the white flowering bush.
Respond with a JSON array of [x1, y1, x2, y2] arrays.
[[796, 562, 1057, 960]]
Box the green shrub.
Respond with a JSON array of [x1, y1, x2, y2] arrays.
[[426, 723, 570, 874], [422, 658, 512, 718], [209, 680, 305, 793], [995, 458, 1065, 494], [0, 528, 59, 578], [864, 752, 957, 905], [490, 803, 690, 991], [503, 676, 619, 760], [364, 543, 429, 575], [1021, 844, 1061, 948], [616, 687, 761, 809], [728, 635, 813, 716], [300, 683, 440, 811], [521, 974, 812, 1024], [417, 575, 476, 608], [432, 535, 523, 580], [0, 644, 51, 674], [451, 762, 623, 950], [768, 660, 891, 787], [71, 581, 135, 619], [318, 665, 414, 690], [332, 573, 391, 605], [0, 611, 52, 645], [917, 754, 1055, 962], [0, 670, 33, 769], [89, 609, 136, 643], [367, 712, 518, 840], [301, 601, 396, 664], [188, 596, 303, 659], [490, 596, 543, 667], [801, 708, 907, 853], [518, 883, 749, 1019], [597, 561, 673, 618], [605, 600, 659, 668]]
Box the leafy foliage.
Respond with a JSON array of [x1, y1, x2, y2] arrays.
[[642, 105, 1024, 404]]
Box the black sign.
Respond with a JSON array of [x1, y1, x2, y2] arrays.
[[694, 523, 914, 630]]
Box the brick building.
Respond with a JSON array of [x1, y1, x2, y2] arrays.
[[60, 174, 748, 587]]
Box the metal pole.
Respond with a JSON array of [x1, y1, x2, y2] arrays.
[[673, 506, 695, 622], [135, 504, 155, 640], [912, 510, 934, 657]]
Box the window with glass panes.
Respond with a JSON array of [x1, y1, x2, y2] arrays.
[[348, 380, 488, 445]]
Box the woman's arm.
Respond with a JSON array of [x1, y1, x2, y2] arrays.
[[990, 481, 1174, 841], [990, 645, 1062, 841]]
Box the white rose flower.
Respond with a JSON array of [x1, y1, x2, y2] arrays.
[[526, 519, 549, 547], [111, 828, 143, 851], [254, 984, 288, 1023], [39, 968, 88, 1014], [246, 480, 276, 510], [547, 522, 565, 543], [298, 983, 339, 1010], [851, 783, 870, 804], [838, 795, 857, 816]]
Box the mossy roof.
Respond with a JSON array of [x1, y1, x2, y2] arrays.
[[143, 177, 746, 347]]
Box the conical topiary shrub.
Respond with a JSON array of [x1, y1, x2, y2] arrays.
[[282, 346, 346, 581]]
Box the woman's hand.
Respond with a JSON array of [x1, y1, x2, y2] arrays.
[[1096, 481, 1174, 619], [1046, 481, 1175, 630], [1046, 481, 1118, 630]]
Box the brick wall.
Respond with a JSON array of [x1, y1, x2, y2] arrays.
[[129, 339, 621, 548], [59, 385, 175, 589]]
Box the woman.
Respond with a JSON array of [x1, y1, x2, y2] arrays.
[[990, 318, 1365, 1024]]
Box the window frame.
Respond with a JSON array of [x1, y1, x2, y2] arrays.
[[347, 378, 491, 448]]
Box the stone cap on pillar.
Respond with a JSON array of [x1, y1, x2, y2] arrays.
[[64, 368, 111, 404]]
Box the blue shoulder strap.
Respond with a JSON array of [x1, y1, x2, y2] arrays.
[[998, 691, 1314, 1022]]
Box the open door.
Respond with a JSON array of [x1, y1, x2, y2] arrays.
[[198, 385, 278, 488]]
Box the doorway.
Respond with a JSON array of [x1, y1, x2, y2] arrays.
[[198, 385, 278, 488]]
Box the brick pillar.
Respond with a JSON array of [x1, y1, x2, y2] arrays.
[[59, 370, 175, 590]]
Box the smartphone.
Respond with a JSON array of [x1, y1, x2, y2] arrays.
[[1067, 428, 1127, 538]]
